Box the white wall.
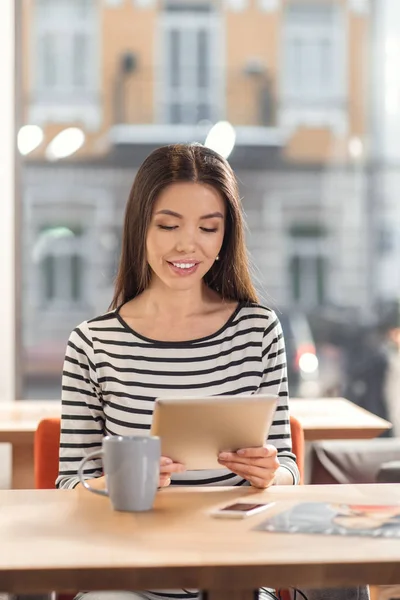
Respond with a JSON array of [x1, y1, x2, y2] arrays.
[[0, 0, 15, 488], [0, 0, 16, 404]]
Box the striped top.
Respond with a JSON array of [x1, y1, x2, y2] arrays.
[[57, 302, 299, 490], [57, 301, 299, 600]]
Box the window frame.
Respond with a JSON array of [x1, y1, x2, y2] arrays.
[[30, 0, 101, 130], [281, 2, 347, 106], [288, 229, 329, 308], [34, 0, 98, 99], [157, 3, 224, 125], [37, 227, 86, 308]]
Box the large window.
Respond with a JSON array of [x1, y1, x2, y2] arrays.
[[15, 0, 398, 415], [159, 3, 221, 124]]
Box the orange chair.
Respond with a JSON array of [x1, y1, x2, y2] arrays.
[[289, 414, 304, 484], [34, 417, 62, 489], [34, 415, 304, 600]]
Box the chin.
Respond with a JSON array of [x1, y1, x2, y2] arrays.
[[166, 278, 202, 291], [155, 271, 205, 291]]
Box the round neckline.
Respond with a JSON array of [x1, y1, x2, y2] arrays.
[[114, 301, 244, 347]]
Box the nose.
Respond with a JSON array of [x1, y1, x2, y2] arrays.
[[175, 228, 197, 254]]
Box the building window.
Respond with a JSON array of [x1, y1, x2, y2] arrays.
[[160, 3, 221, 124], [36, 226, 85, 305], [282, 2, 344, 105], [289, 225, 327, 307], [34, 0, 97, 100], [42, 254, 83, 302]]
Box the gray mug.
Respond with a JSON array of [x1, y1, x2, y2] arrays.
[[78, 435, 161, 512]]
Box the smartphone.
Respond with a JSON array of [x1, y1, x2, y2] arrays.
[[210, 501, 275, 519]]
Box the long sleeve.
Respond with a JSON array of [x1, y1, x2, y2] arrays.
[[258, 311, 300, 484], [56, 322, 105, 489]]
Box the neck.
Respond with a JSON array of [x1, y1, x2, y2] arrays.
[[139, 280, 217, 319]]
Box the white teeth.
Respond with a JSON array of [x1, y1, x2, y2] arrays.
[[172, 263, 196, 269]]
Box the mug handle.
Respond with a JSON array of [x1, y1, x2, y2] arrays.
[[77, 450, 108, 497]]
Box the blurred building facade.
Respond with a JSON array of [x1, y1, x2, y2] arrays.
[[20, 0, 374, 393]]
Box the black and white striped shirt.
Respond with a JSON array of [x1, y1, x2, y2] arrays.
[[57, 302, 299, 491]]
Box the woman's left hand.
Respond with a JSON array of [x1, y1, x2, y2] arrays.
[[218, 445, 280, 489]]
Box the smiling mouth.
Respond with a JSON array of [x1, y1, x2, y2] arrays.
[[167, 261, 200, 276], [169, 261, 198, 269]]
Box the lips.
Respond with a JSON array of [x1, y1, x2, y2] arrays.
[[167, 260, 200, 277]]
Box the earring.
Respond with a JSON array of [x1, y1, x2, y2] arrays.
[[215, 255, 220, 261]]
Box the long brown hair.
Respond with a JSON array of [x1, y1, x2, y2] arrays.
[[110, 143, 259, 309]]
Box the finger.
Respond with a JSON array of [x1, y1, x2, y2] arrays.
[[225, 463, 273, 489], [159, 475, 171, 488], [160, 457, 185, 467], [218, 454, 280, 469], [233, 467, 274, 489], [221, 461, 277, 484], [218, 447, 277, 461], [247, 475, 272, 489], [236, 445, 278, 459], [217, 451, 238, 462], [160, 462, 186, 475], [160, 457, 186, 468]]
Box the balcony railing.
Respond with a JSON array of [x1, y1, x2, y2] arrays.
[[114, 68, 277, 128]]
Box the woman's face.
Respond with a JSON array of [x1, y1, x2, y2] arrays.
[[146, 182, 226, 292]]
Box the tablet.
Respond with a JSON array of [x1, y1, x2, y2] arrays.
[[150, 394, 278, 470]]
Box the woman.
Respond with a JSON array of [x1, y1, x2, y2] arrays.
[[57, 143, 367, 600], [57, 143, 298, 493]]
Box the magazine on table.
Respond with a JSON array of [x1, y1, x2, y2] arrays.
[[255, 502, 400, 538]]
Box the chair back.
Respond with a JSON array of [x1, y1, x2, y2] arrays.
[[290, 414, 305, 484], [34, 417, 61, 489]]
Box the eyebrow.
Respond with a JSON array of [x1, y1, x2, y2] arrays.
[[155, 209, 224, 219]]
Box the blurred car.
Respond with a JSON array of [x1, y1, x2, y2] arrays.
[[279, 311, 321, 398]]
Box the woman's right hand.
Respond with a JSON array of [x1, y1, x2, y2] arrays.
[[159, 456, 185, 488]]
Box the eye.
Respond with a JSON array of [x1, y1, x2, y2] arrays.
[[158, 224, 178, 231], [200, 227, 218, 233]]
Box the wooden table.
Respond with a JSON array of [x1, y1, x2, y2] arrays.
[[1, 484, 400, 598], [0, 398, 392, 489], [291, 397, 392, 441]]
